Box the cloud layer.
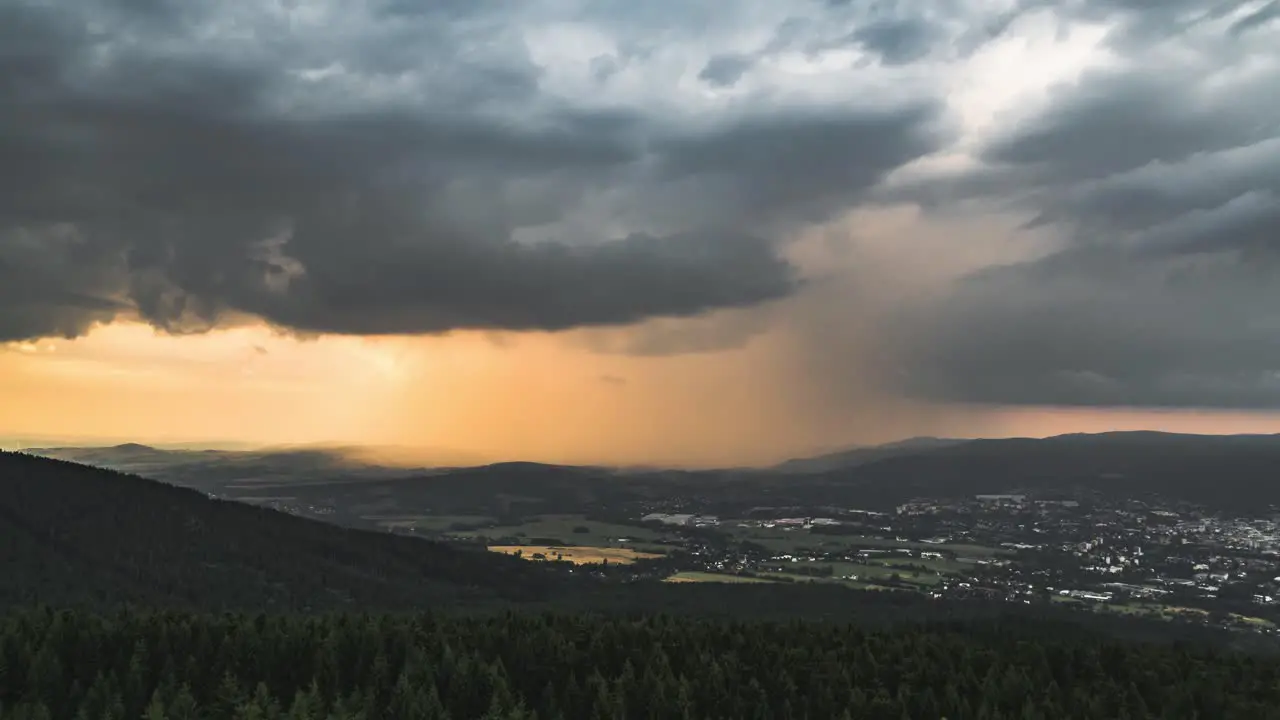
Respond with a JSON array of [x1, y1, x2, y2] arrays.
[[893, 0, 1280, 409], [5, 0, 1280, 415], [0, 0, 948, 341]]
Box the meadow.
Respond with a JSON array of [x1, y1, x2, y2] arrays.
[[664, 571, 777, 584], [489, 544, 664, 565]]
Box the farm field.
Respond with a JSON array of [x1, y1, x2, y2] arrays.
[[367, 514, 496, 532], [762, 560, 943, 587], [664, 571, 777, 584], [870, 555, 981, 573], [812, 534, 1011, 558], [489, 544, 664, 565], [445, 514, 673, 549]]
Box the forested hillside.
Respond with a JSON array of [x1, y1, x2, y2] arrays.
[[0, 451, 561, 611], [819, 432, 1280, 509], [3, 609, 1279, 719]]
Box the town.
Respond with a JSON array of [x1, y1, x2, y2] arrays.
[[226, 480, 1280, 639], [620, 492, 1280, 636]]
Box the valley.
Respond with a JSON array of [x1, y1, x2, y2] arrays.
[[24, 432, 1280, 641]]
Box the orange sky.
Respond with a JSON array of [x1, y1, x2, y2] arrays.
[[5, 206, 1280, 467], [4, 319, 1280, 467]]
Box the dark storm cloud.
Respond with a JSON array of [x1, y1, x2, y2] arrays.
[[897, 3, 1280, 409], [848, 18, 941, 65], [697, 54, 754, 87], [982, 71, 1271, 184], [658, 106, 946, 227], [687, 4, 957, 88], [246, 230, 797, 336], [901, 247, 1280, 408], [0, 1, 944, 342]]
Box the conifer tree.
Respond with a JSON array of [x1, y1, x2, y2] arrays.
[[167, 686, 200, 720], [143, 691, 167, 717]]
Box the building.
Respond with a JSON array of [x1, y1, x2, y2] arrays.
[[641, 513, 695, 526], [976, 494, 1027, 504]]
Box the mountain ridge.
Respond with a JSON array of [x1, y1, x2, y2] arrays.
[[27, 430, 1280, 475], [0, 450, 565, 611], [807, 430, 1280, 510]]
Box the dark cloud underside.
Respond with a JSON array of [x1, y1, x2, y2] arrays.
[[0, 1, 942, 342]]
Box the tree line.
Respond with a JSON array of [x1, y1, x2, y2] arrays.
[[3, 608, 1280, 719]]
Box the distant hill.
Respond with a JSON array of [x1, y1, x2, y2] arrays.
[[818, 431, 1280, 509], [23, 431, 1280, 529], [26, 442, 175, 465], [27, 443, 351, 470], [775, 437, 970, 473], [0, 451, 565, 612], [22, 443, 416, 498]]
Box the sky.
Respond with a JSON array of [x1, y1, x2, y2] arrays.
[[3, 0, 1280, 466]]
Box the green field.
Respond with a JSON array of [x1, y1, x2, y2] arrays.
[[490, 545, 663, 565], [444, 514, 674, 552], [360, 513, 676, 553], [834, 535, 1010, 558], [665, 571, 776, 584], [753, 559, 943, 589], [367, 514, 496, 532], [864, 555, 978, 573]]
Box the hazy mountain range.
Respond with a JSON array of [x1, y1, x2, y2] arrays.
[[29, 430, 1280, 477], [20, 432, 1280, 526], [772, 436, 971, 473]]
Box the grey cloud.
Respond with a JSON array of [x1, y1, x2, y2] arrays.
[[698, 54, 754, 87], [573, 304, 775, 357], [1130, 191, 1280, 257], [589, 55, 623, 82], [0, 0, 949, 344], [949, 0, 1261, 56], [849, 18, 941, 65], [953, 2, 1050, 56], [892, 2, 1280, 409], [657, 105, 946, 228], [982, 70, 1271, 184], [0, 224, 130, 342], [1230, 0, 1280, 34], [899, 248, 1280, 409], [1027, 138, 1280, 237], [242, 230, 797, 335], [768, 6, 953, 66]]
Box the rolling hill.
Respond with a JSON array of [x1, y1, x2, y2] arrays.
[[21, 431, 1280, 536], [816, 431, 1280, 509], [0, 451, 566, 611], [774, 436, 970, 473]]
